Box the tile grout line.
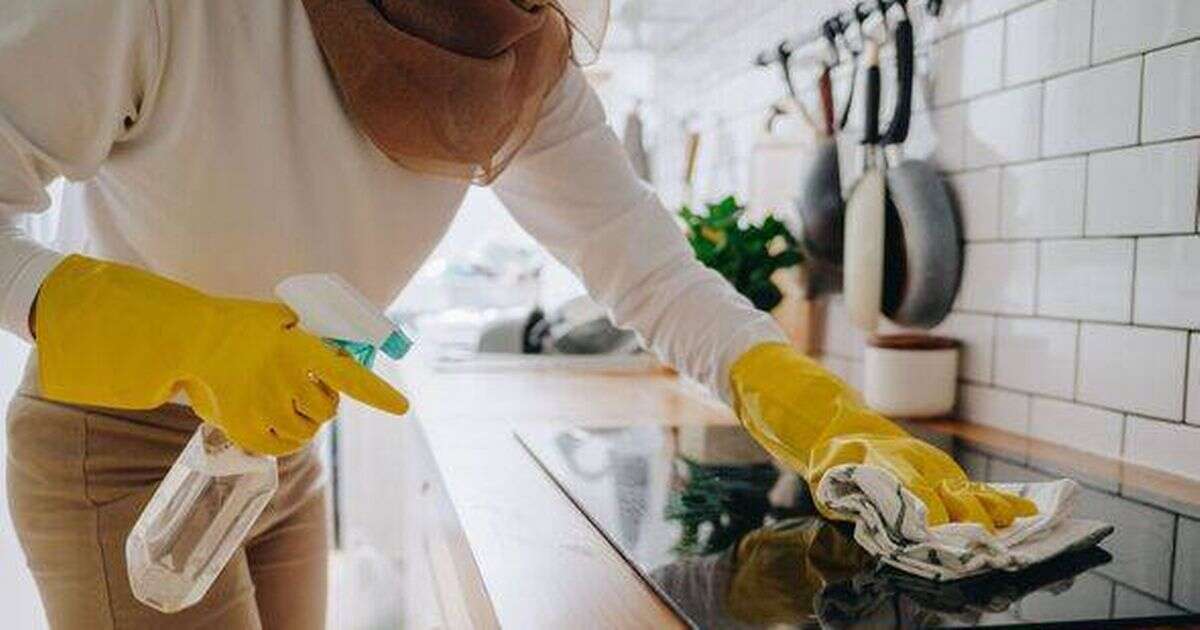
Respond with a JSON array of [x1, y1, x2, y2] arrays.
[[999, 6, 1010, 96], [1036, 59, 1047, 160], [1081, 136, 1093, 239], [1024, 388, 1033, 435], [964, 379, 1194, 427], [1129, 236, 1139, 324], [961, 229, 1200, 245], [1072, 320, 1083, 402], [989, 309, 1001, 386], [1136, 51, 1147, 144], [1183, 334, 1194, 424], [943, 132, 1200, 175], [1167, 515, 1180, 604], [949, 305, 1193, 333], [1031, 234, 1041, 314], [1118, 413, 1128, 461], [1087, 0, 1097, 65], [976, 415, 1196, 517]]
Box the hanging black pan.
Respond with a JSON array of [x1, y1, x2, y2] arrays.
[[880, 2, 963, 328], [794, 20, 844, 271]]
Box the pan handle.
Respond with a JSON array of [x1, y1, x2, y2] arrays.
[[818, 65, 835, 136], [862, 41, 881, 146], [882, 15, 915, 145]]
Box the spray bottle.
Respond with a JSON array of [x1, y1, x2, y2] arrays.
[[125, 274, 413, 613]]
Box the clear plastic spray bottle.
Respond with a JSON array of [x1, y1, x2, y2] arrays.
[[125, 274, 412, 613]]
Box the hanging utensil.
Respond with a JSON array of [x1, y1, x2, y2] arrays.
[[837, 5, 870, 131], [794, 18, 846, 271], [748, 101, 817, 228], [747, 38, 822, 225], [788, 22, 846, 352], [795, 62, 844, 269], [880, 2, 963, 328], [622, 103, 651, 182], [843, 39, 887, 333], [682, 126, 700, 206]]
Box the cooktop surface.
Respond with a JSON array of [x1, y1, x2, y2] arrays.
[[516, 423, 1200, 628]]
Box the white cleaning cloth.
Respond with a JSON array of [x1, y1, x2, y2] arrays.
[[815, 464, 1114, 581]]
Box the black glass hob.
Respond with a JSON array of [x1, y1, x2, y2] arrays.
[[516, 423, 1200, 629]]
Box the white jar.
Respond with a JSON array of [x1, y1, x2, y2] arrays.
[[864, 334, 959, 418]]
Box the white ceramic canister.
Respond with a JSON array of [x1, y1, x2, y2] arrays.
[[864, 334, 959, 418]]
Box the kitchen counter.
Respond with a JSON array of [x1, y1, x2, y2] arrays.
[[341, 351, 1200, 628]]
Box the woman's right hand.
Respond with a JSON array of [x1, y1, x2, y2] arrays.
[[33, 255, 408, 455]]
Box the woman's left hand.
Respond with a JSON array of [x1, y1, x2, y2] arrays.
[[729, 343, 1036, 530]]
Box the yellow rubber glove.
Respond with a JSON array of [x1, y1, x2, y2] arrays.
[[35, 255, 409, 456], [730, 343, 1036, 530]]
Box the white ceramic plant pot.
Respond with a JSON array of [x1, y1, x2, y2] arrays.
[[864, 334, 959, 418]]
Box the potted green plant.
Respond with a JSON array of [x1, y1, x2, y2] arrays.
[[678, 196, 802, 312]]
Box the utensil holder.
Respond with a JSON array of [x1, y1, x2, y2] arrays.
[[864, 334, 959, 418]]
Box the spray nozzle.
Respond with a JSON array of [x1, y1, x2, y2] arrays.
[[275, 274, 413, 367]]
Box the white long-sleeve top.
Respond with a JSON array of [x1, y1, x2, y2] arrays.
[[0, 0, 785, 401]]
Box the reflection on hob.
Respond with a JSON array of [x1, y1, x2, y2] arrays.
[[518, 424, 1200, 629]]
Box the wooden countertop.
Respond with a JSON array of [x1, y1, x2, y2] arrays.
[[386, 353, 730, 629], [355, 350, 1200, 628]]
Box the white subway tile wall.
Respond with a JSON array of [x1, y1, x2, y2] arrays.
[[930, 312, 996, 382], [1091, 0, 1200, 63], [1141, 40, 1200, 142], [1085, 140, 1200, 236], [964, 84, 1043, 167], [1123, 415, 1200, 481], [970, 0, 1041, 24], [1029, 398, 1124, 458], [958, 383, 1031, 434], [994, 317, 1079, 398], [948, 168, 1001, 239], [1004, 0, 1093, 86], [646, 0, 1200, 478], [1037, 238, 1134, 322], [932, 32, 967, 106], [957, 241, 1038, 314], [1077, 324, 1188, 420], [960, 20, 1006, 100], [1042, 58, 1142, 157], [930, 104, 968, 169], [1134, 236, 1200, 329], [1000, 156, 1087, 238]]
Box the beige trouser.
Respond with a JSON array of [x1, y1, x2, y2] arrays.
[[6, 356, 329, 630]]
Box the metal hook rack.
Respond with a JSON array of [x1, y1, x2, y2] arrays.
[[754, 0, 935, 68]]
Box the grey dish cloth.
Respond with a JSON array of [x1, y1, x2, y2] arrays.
[[815, 464, 1114, 581]]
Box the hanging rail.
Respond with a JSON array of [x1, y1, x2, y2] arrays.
[[753, 0, 941, 67]]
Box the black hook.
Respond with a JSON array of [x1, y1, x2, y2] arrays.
[[766, 102, 787, 132], [822, 18, 841, 65], [775, 41, 799, 98], [854, 2, 871, 30], [835, 12, 862, 57]]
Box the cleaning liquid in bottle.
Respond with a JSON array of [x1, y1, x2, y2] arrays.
[[125, 274, 412, 613]]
